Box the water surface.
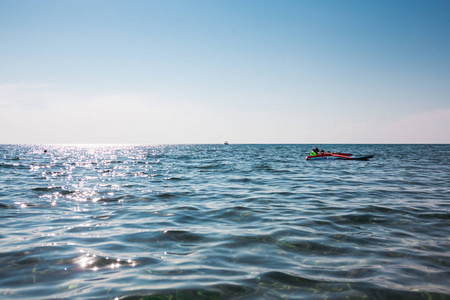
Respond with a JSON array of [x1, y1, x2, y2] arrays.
[[0, 144, 449, 299]]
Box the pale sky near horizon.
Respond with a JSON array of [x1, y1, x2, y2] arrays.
[[1, 0, 449, 144]]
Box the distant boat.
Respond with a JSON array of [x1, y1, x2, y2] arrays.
[[223, 141, 229, 145]]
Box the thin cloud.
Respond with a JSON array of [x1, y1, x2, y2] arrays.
[[389, 108, 450, 143], [0, 83, 55, 110]]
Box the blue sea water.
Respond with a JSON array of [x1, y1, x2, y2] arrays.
[[0, 144, 449, 299]]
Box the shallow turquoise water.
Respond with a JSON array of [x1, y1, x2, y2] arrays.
[[0, 144, 449, 299]]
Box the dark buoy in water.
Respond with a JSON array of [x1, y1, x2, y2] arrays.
[[44, 150, 47, 153]]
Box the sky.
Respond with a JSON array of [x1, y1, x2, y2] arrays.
[[0, 0, 449, 144]]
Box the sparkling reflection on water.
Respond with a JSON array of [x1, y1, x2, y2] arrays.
[[0, 144, 449, 299]]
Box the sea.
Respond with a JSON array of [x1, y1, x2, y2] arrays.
[[0, 144, 449, 300]]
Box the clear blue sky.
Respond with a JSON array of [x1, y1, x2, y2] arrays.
[[1, 0, 449, 144]]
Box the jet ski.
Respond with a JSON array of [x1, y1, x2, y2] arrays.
[[306, 152, 374, 160]]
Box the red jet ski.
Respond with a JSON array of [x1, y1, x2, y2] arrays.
[[306, 152, 373, 160]]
